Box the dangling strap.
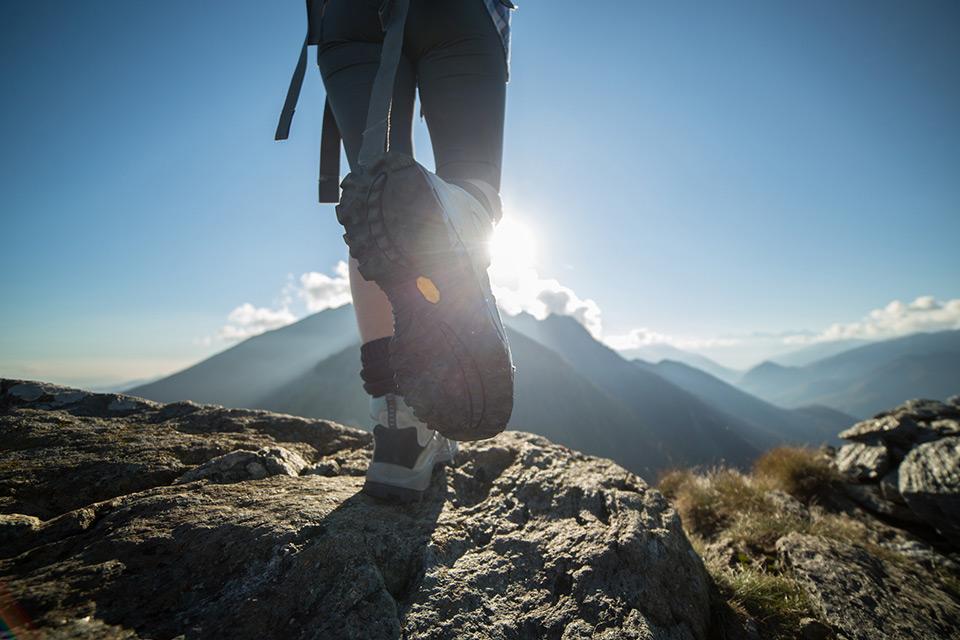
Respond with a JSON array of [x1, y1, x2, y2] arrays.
[[276, 0, 407, 200], [318, 100, 341, 202], [275, 1, 343, 203], [357, 0, 411, 169]]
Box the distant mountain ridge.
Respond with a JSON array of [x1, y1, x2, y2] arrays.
[[506, 313, 766, 469], [738, 330, 960, 417], [128, 306, 958, 475], [636, 359, 851, 449], [128, 305, 359, 406], [616, 343, 740, 384], [257, 329, 668, 476], [769, 339, 870, 367]]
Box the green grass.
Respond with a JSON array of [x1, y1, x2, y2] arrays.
[[658, 447, 897, 639], [689, 534, 813, 639]]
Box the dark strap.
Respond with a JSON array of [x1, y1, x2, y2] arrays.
[[319, 99, 341, 202], [276, 0, 407, 201], [275, 32, 343, 203], [274, 34, 308, 142], [358, 0, 411, 169]]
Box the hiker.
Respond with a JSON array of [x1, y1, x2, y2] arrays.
[[277, 0, 517, 501]]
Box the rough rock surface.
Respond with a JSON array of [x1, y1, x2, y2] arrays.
[[834, 396, 960, 540], [175, 446, 310, 483], [898, 436, 960, 545], [834, 442, 889, 482], [0, 379, 712, 639], [838, 414, 937, 450], [840, 483, 921, 524], [777, 533, 960, 640]]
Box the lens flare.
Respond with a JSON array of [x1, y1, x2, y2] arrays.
[[489, 217, 537, 276]]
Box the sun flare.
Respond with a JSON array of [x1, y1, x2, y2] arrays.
[[489, 217, 537, 277]]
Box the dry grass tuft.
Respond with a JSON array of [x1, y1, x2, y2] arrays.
[[660, 467, 780, 544], [752, 447, 839, 502], [658, 448, 891, 639]]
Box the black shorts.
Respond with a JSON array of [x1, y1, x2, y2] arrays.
[[316, 0, 508, 192]]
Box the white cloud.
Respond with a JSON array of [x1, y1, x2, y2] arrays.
[[207, 262, 351, 344], [603, 327, 739, 351], [603, 328, 675, 350], [803, 296, 960, 343], [298, 260, 352, 312], [602, 295, 960, 369], [491, 265, 603, 338], [217, 303, 297, 342]]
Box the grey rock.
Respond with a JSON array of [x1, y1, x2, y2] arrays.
[[888, 398, 960, 421], [878, 468, 905, 505], [0, 379, 369, 521], [175, 446, 309, 484], [798, 617, 832, 640], [899, 436, 960, 544], [842, 483, 922, 524], [245, 460, 267, 478], [879, 539, 960, 573], [701, 537, 750, 571], [765, 489, 811, 523], [106, 395, 157, 412], [0, 513, 41, 549], [931, 418, 960, 437], [839, 415, 938, 449], [777, 533, 960, 639], [834, 442, 889, 482], [303, 460, 342, 476], [948, 394, 960, 408], [6, 380, 91, 406], [0, 379, 712, 639], [6, 381, 48, 401]]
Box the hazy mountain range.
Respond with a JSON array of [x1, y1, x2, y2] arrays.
[[738, 330, 960, 418], [128, 307, 958, 476], [616, 344, 740, 384]]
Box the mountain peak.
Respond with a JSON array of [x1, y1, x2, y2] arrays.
[[747, 360, 794, 374]]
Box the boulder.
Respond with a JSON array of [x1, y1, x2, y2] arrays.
[[878, 468, 905, 505], [777, 533, 960, 639], [878, 539, 960, 573], [887, 398, 960, 421], [833, 442, 889, 482], [0, 379, 712, 639], [930, 418, 960, 437], [175, 446, 309, 483], [0, 378, 370, 522], [797, 618, 832, 640], [838, 414, 938, 449], [841, 483, 921, 524], [898, 436, 960, 545]]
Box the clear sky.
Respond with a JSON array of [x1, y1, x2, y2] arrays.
[[2, 1, 959, 386]]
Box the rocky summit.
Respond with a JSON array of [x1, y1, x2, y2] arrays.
[[834, 396, 960, 545], [0, 379, 712, 639]]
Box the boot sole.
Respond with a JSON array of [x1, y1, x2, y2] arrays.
[[337, 153, 514, 441]]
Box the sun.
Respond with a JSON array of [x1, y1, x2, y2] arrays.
[[489, 217, 537, 276]]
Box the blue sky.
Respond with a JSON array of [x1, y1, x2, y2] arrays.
[[2, 1, 959, 385]]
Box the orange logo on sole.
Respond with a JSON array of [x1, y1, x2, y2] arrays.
[[416, 276, 440, 304]]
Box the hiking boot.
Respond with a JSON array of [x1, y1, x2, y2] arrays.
[[337, 152, 514, 441], [362, 393, 458, 502]]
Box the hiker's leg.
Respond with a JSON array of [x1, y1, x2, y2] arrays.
[[316, 3, 416, 347], [409, 0, 508, 221]]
